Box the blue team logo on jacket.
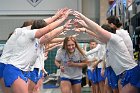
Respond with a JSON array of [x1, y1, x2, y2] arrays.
[[27, 0, 43, 7]]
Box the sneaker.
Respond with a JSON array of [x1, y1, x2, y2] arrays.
[[83, 84, 89, 87]]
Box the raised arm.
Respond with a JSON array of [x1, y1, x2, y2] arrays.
[[73, 11, 111, 43], [48, 43, 63, 51], [44, 8, 67, 24], [75, 27, 102, 41], [45, 42, 62, 50], [39, 20, 71, 44], [86, 44, 101, 56], [35, 9, 72, 38], [50, 38, 64, 43]]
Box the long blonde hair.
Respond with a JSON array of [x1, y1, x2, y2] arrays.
[[62, 36, 85, 56]]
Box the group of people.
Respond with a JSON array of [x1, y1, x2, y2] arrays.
[[54, 11, 140, 93], [0, 7, 140, 93], [0, 8, 73, 93]]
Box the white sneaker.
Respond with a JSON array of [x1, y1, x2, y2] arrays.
[[83, 84, 89, 87]]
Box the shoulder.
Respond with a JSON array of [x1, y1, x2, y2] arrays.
[[109, 33, 123, 43], [56, 48, 65, 55], [116, 29, 129, 35]]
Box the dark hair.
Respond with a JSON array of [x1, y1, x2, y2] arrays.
[[62, 36, 85, 56], [8, 20, 34, 40], [31, 19, 47, 29], [101, 24, 116, 34], [21, 20, 34, 28], [107, 16, 122, 28], [89, 39, 97, 43]]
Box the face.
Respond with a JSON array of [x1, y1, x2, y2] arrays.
[[66, 40, 76, 53], [89, 42, 97, 49]]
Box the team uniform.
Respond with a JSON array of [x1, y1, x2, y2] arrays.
[[86, 44, 106, 84], [86, 49, 98, 84], [55, 48, 86, 85], [0, 27, 27, 78], [3, 28, 39, 87], [105, 66, 119, 89], [106, 29, 134, 89], [28, 43, 45, 84], [116, 29, 134, 58], [106, 33, 140, 87]]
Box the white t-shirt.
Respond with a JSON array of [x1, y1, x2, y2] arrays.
[[116, 29, 134, 58], [86, 44, 106, 68], [31, 44, 45, 71], [55, 48, 86, 79], [97, 44, 106, 68], [86, 51, 97, 70], [0, 27, 26, 64], [8, 29, 39, 71], [106, 33, 137, 75]]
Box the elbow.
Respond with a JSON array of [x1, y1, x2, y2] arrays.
[[39, 35, 51, 44], [35, 29, 49, 38], [35, 31, 43, 38]]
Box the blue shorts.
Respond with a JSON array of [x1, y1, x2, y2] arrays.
[[60, 77, 82, 85], [91, 67, 98, 84], [106, 67, 119, 89], [97, 68, 106, 82], [3, 64, 29, 87], [0, 62, 6, 78], [120, 65, 140, 88], [28, 68, 43, 84], [87, 69, 93, 80]]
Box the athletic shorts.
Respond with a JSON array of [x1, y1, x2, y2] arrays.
[[60, 77, 82, 85], [97, 68, 106, 82], [0, 62, 6, 78], [28, 68, 43, 84], [106, 66, 119, 89], [120, 65, 140, 88], [89, 67, 98, 84], [87, 68, 102, 84], [87, 69, 93, 80], [3, 64, 29, 87]]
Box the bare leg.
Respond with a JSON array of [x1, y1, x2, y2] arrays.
[[105, 78, 112, 93], [33, 78, 43, 93], [122, 83, 138, 93], [28, 79, 36, 93], [118, 79, 122, 93], [95, 83, 100, 93], [11, 77, 28, 93], [112, 88, 119, 93], [99, 81, 105, 93], [60, 80, 72, 93], [72, 83, 81, 93], [91, 82, 95, 93]]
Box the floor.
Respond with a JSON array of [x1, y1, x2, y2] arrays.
[[41, 87, 91, 93], [41, 74, 91, 93], [0, 85, 91, 93]]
